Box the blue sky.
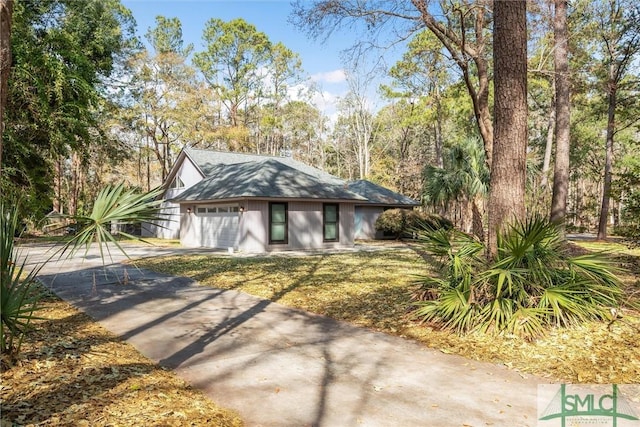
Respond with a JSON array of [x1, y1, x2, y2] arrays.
[[121, 0, 404, 117]]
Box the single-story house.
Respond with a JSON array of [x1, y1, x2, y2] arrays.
[[145, 147, 419, 252]]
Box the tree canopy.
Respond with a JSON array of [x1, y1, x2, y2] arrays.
[[0, 0, 637, 240]]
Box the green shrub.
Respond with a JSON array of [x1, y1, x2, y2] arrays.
[[412, 216, 623, 339], [375, 209, 451, 238], [613, 224, 640, 248], [1, 201, 43, 365]]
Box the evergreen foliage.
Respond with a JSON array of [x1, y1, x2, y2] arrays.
[[375, 208, 451, 239], [412, 216, 623, 339]]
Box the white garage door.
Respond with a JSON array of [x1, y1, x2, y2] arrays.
[[196, 206, 240, 248]]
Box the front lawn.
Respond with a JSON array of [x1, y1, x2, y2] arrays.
[[135, 243, 640, 384]]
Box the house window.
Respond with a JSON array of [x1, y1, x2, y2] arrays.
[[195, 205, 240, 215], [323, 204, 339, 242], [269, 202, 288, 244], [169, 176, 184, 189]]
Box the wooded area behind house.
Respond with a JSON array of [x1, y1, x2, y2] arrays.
[[1, 0, 639, 239]]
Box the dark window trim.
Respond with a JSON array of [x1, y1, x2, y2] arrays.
[[269, 202, 288, 244], [323, 203, 339, 242]]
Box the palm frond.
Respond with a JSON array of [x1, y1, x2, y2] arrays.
[[59, 184, 167, 261], [539, 285, 597, 326], [506, 307, 548, 339], [1, 201, 45, 359], [567, 253, 622, 288], [412, 214, 624, 338]]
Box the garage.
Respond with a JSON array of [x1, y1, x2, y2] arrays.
[[182, 205, 240, 249]]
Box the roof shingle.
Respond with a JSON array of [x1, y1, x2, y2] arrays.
[[171, 159, 367, 202], [171, 147, 419, 206], [347, 180, 420, 206], [185, 147, 344, 185]]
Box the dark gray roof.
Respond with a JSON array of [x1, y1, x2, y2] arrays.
[[171, 159, 367, 202], [184, 147, 344, 185], [347, 180, 420, 206], [172, 147, 419, 206]]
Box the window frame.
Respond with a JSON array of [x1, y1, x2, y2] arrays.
[[169, 176, 185, 189], [323, 203, 340, 242], [194, 205, 240, 215], [269, 202, 288, 244]]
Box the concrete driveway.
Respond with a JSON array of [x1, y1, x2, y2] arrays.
[[19, 242, 547, 427]]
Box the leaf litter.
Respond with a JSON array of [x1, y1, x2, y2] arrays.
[[0, 293, 243, 427]]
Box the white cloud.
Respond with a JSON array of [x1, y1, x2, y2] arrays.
[[311, 89, 346, 126], [310, 69, 347, 84], [288, 82, 345, 125], [311, 90, 338, 111]]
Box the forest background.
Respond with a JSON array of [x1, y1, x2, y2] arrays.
[[1, 0, 639, 240]]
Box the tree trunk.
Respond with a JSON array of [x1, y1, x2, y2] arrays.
[[488, 0, 528, 257], [164, 131, 170, 180], [463, 197, 472, 234], [550, 0, 571, 227], [0, 0, 13, 171], [540, 83, 555, 189], [597, 64, 617, 240], [412, 0, 494, 169], [53, 156, 63, 214], [70, 152, 80, 216], [472, 197, 485, 242], [230, 102, 238, 127], [474, 52, 494, 170], [434, 86, 444, 168], [364, 133, 371, 178]]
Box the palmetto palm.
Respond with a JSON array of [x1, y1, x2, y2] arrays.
[[60, 183, 166, 261], [423, 138, 488, 240], [1, 201, 43, 361], [1, 184, 165, 365], [413, 216, 622, 339]]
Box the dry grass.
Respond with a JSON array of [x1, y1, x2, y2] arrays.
[[0, 293, 243, 427], [135, 242, 640, 384]]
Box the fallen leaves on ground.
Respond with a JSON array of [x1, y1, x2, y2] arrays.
[[135, 242, 640, 384], [402, 312, 640, 383], [0, 295, 243, 427]]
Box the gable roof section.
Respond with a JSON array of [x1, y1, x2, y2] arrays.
[[168, 147, 420, 206], [347, 180, 420, 206], [184, 147, 344, 185], [171, 159, 367, 202], [161, 149, 203, 195]]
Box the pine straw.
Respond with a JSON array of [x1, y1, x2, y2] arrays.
[[402, 314, 640, 383], [135, 244, 640, 385], [0, 294, 243, 427]]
